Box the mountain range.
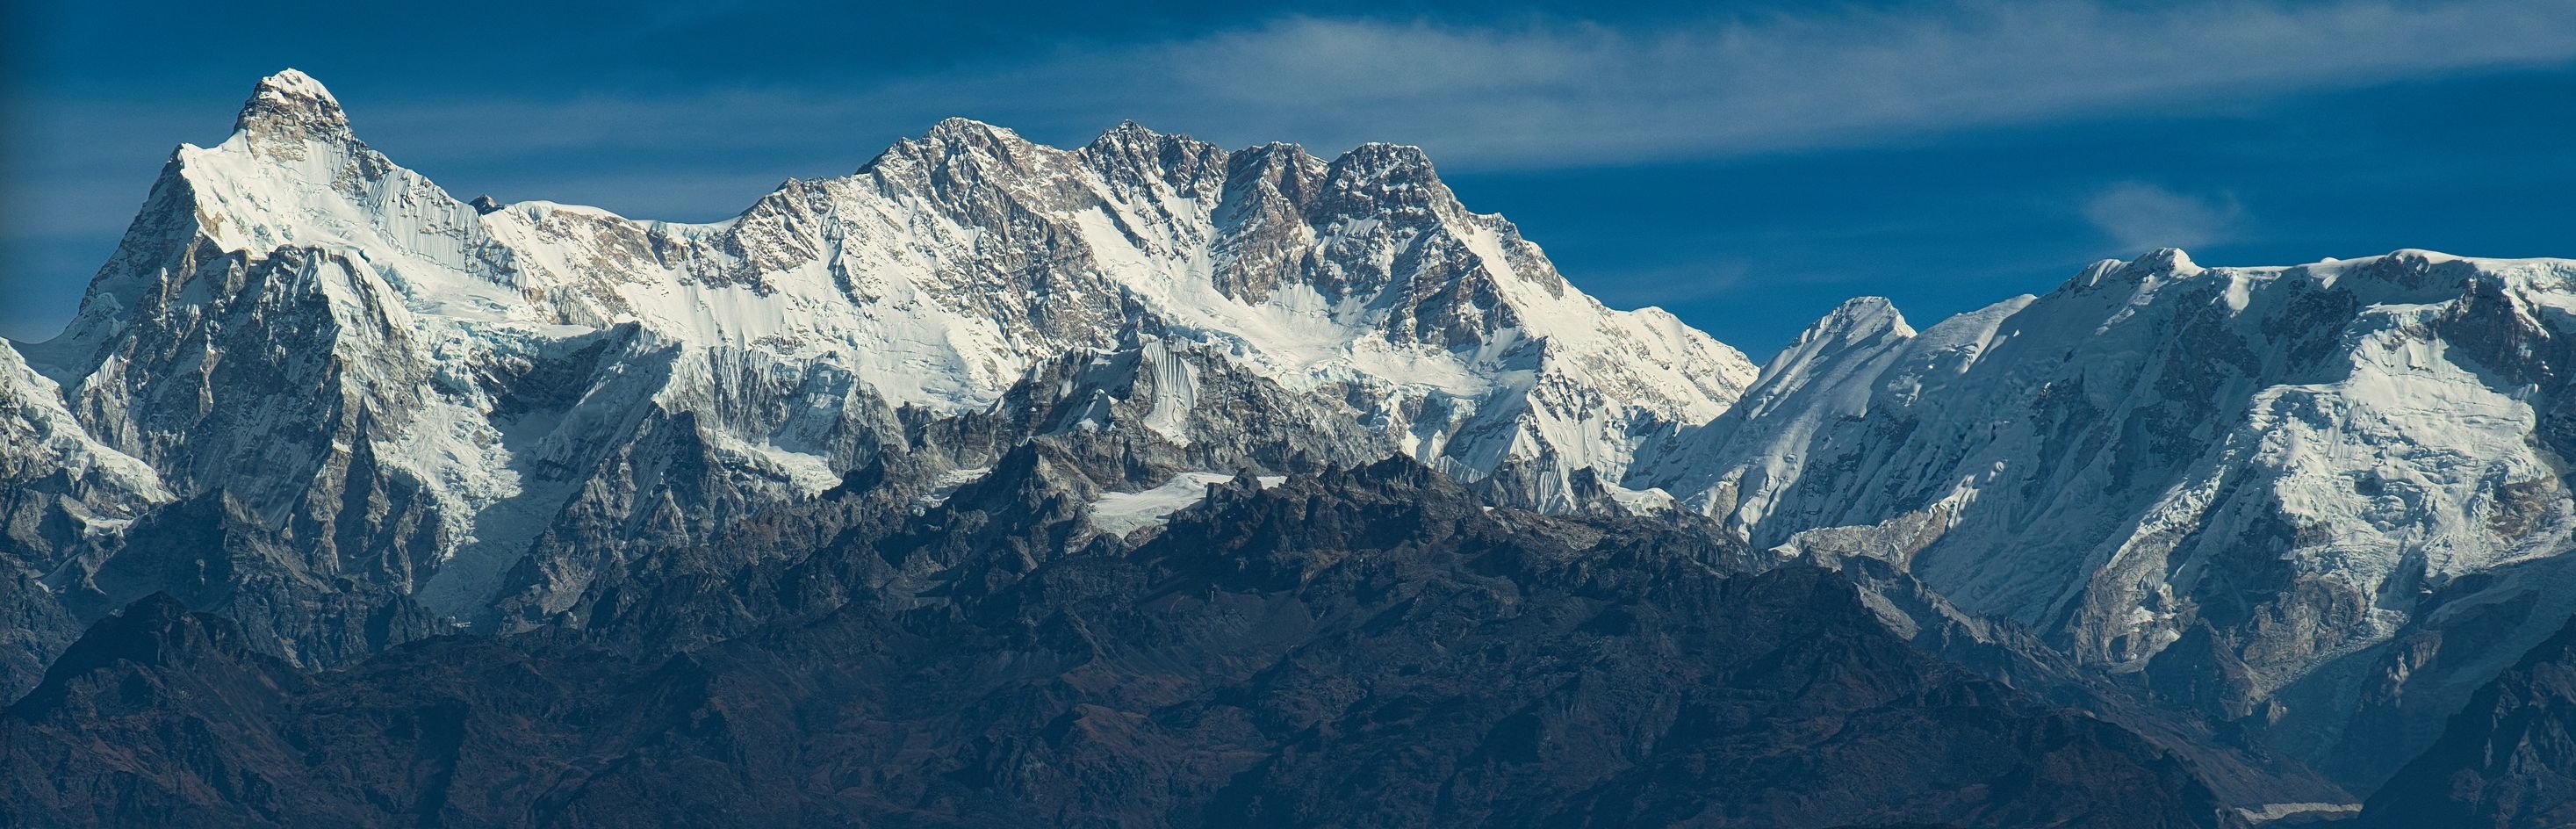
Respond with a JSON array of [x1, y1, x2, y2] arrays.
[[4, 69, 2573, 826]]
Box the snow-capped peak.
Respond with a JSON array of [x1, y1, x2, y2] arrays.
[[1635, 247, 2576, 775], [233, 68, 350, 142], [2066, 246, 2200, 292], [2134, 246, 2197, 272], [1774, 298, 1913, 369], [1625, 294, 1923, 525], [1090, 119, 1168, 147], [23, 69, 1761, 621]]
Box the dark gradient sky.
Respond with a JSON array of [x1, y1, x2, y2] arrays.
[[5, 1, 2572, 357]]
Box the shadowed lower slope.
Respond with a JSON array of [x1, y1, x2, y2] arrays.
[[4, 459, 2248, 828]]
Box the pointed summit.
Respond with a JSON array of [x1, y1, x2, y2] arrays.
[[1320, 142, 1448, 211], [871, 117, 1040, 170], [233, 68, 350, 142], [1750, 296, 1914, 399], [1805, 297, 1914, 345], [2132, 247, 2198, 272], [1084, 119, 1173, 154], [1332, 142, 1437, 178], [2065, 248, 2198, 292], [921, 116, 1025, 148]]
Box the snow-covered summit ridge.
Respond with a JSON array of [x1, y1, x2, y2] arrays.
[[1651, 244, 2576, 601], [44, 70, 1755, 421], [234, 68, 347, 140], [18, 69, 1759, 618], [1635, 245, 2576, 768]]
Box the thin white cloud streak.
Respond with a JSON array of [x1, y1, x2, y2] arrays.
[[2082, 183, 2245, 252], [881, 0, 2576, 165], [10, 0, 2576, 234], [79, 0, 2576, 175]]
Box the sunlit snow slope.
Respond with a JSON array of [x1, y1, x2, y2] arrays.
[[1633, 248, 2576, 781], [7, 69, 1756, 626]]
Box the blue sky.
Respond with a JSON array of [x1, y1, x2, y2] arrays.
[[4, 1, 2572, 357]]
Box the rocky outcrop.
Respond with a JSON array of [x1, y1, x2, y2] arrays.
[[2361, 613, 2576, 828]]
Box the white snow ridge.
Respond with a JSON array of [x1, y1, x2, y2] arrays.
[[11, 69, 1756, 624], [1628, 248, 2576, 772]]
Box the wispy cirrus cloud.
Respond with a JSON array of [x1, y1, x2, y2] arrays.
[[19, 1, 2576, 217], [7, 0, 2575, 339], [324, 0, 2576, 171], [2082, 183, 2246, 253], [1027, 0, 2576, 165]]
